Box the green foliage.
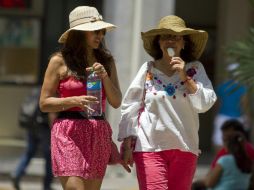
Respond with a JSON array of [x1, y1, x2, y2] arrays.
[[227, 28, 254, 90]]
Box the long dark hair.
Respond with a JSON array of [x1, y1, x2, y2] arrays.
[[181, 36, 196, 62], [227, 133, 252, 173], [151, 35, 196, 62], [60, 30, 114, 79], [221, 119, 248, 139]]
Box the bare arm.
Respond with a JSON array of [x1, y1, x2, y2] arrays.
[[121, 136, 134, 173], [40, 54, 97, 112], [89, 62, 122, 108], [204, 164, 222, 188], [171, 57, 197, 94], [102, 62, 122, 108]]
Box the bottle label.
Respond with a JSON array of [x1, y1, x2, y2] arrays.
[[87, 80, 101, 90]]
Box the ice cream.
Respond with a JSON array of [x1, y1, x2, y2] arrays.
[[167, 48, 175, 57]]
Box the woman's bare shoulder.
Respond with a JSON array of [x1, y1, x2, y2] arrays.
[[46, 52, 68, 78], [49, 52, 65, 67]]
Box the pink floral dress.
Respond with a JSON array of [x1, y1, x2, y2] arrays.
[[51, 76, 112, 179]]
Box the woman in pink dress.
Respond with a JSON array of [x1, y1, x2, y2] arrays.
[[39, 6, 122, 190]]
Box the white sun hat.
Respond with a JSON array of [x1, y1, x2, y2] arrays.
[[58, 6, 116, 43]]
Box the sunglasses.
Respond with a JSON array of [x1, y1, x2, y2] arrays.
[[160, 35, 183, 41], [94, 29, 106, 36]]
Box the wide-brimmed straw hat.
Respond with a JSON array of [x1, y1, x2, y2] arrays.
[[141, 15, 208, 59], [58, 6, 116, 43]]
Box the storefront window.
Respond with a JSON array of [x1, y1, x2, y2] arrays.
[[0, 0, 42, 84], [0, 17, 40, 84]]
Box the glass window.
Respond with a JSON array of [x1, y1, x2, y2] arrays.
[[0, 17, 40, 84]]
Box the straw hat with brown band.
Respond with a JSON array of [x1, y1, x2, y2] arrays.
[[141, 15, 208, 60], [58, 6, 116, 43]]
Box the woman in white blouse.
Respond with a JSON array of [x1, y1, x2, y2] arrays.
[[118, 15, 217, 190]]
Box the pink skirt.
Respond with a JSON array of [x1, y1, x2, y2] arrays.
[[51, 118, 112, 179]]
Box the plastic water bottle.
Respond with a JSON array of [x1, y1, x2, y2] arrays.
[[86, 71, 102, 116]]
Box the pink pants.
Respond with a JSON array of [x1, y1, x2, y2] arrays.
[[133, 149, 197, 190]]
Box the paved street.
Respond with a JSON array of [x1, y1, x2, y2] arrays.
[[0, 164, 139, 190], [0, 160, 209, 190], [0, 139, 210, 190], [0, 139, 139, 190]]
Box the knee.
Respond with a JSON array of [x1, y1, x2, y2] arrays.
[[60, 177, 85, 190]]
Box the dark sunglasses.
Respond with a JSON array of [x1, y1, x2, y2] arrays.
[[160, 34, 183, 41], [94, 29, 106, 35]]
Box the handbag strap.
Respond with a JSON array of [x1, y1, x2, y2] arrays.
[[137, 61, 153, 127]]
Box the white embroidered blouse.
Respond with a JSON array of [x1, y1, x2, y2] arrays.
[[118, 61, 217, 155]]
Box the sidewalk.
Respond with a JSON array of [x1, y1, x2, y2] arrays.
[[0, 138, 210, 190], [0, 160, 139, 190], [0, 138, 138, 190]]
